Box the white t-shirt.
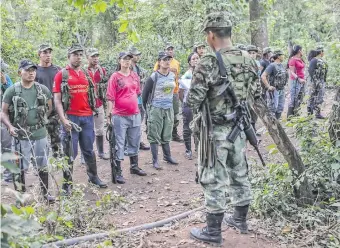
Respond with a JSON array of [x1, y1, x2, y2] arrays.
[[179, 69, 193, 103]]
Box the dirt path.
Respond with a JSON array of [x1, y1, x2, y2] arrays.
[[2, 89, 335, 247]]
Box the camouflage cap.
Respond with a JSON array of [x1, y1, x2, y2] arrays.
[[236, 44, 247, 51], [246, 45, 258, 52], [273, 50, 284, 56], [201, 12, 232, 32], [128, 46, 142, 56], [316, 45, 324, 51], [68, 44, 83, 54], [118, 52, 133, 59], [165, 43, 174, 50], [86, 48, 99, 57], [18, 59, 37, 71], [263, 47, 272, 54], [194, 42, 206, 48], [38, 43, 53, 53]]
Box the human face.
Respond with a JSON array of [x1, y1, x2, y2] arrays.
[[196, 46, 205, 56], [298, 49, 303, 57], [19, 67, 36, 83], [248, 51, 257, 60], [159, 57, 171, 69], [88, 54, 99, 67], [69, 51, 83, 68], [119, 56, 132, 69], [132, 54, 141, 63], [39, 49, 52, 64], [166, 47, 174, 57], [278, 54, 284, 62], [190, 53, 200, 68]]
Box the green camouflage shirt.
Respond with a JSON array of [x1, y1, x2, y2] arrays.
[[187, 47, 261, 117]]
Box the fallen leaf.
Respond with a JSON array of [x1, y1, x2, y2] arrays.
[[281, 225, 292, 234]]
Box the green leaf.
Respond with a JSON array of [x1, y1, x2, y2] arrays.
[[1, 161, 20, 174], [118, 21, 129, 33], [266, 144, 277, 150], [64, 221, 74, 228], [24, 206, 35, 215], [130, 31, 139, 42], [269, 148, 279, 155], [331, 163, 340, 170], [11, 205, 23, 215], [93, 0, 107, 13], [1, 205, 7, 217]]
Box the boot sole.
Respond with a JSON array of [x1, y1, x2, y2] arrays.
[[225, 221, 248, 234], [88, 180, 108, 188], [190, 234, 222, 247]]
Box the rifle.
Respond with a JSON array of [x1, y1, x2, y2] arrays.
[[106, 123, 117, 183], [215, 51, 266, 167], [13, 137, 26, 192]]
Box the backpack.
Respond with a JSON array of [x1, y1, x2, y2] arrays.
[[96, 66, 108, 105], [61, 68, 98, 114], [8, 82, 48, 133], [269, 63, 288, 90]]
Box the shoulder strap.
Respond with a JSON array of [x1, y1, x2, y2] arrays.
[[34, 82, 43, 94], [62, 68, 69, 84], [14, 82, 22, 96], [98, 66, 104, 79]]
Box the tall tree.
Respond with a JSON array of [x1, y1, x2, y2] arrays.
[[249, 0, 268, 47]]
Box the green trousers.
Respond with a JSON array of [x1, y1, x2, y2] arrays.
[[198, 125, 252, 214], [147, 106, 174, 144]]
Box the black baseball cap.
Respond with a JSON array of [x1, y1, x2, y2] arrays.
[[158, 51, 172, 60], [18, 60, 37, 71], [119, 52, 133, 59]]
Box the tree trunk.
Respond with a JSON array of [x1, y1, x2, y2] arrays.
[[249, 0, 268, 48], [253, 98, 314, 205]]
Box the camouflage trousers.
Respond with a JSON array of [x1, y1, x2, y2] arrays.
[[198, 125, 252, 214], [46, 111, 61, 153]]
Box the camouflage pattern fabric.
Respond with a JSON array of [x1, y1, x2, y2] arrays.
[[47, 111, 61, 153], [187, 47, 260, 213]]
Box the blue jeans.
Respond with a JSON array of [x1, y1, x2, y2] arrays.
[[266, 89, 285, 115], [61, 115, 95, 159], [289, 79, 305, 108]]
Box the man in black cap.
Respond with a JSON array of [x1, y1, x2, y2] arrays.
[[35, 44, 62, 158], [2, 59, 55, 203], [54, 44, 107, 195]]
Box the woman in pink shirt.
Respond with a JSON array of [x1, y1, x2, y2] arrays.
[[287, 45, 306, 118], [107, 52, 147, 184]]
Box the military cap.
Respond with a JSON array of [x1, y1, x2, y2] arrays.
[[128, 46, 142, 56], [118, 51, 133, 59], [273, 50, 284, 56], [202, 12, 232, 32], [246, 45, 258, 52], [236, 44, 247, 51], [263, 47, 272, 54], [316, 45, 324, 51], [87, 48, 99, 57], [194, 42, 206, 48], [165, 43, 174, 50], [158, 51, 173, 60], [68, 44, 83, 54], [18, 59, 37, 71], [38, 44, 53, 53]]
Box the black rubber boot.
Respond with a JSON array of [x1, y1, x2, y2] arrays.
[[139, 142, 150, 150], [130, 156, 147, 176], [115, 160, 126, 184], [190, 212, 224, 246], [38, 169, 55, 204], [96, 136, 109, 160], [62, 163, 73, 196], [287, 107, 294, 119], [150, 143, 162, 170], [224, 205, 249, 234], [162, 143, 178, 165], [13, 170, 26, 193], [84, 153, 107, 188], [172, 127, 183, 142]]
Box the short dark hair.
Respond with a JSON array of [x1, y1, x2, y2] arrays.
[[205, 27, 232, 38]]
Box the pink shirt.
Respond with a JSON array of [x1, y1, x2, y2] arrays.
[[106, 71, 141, 116], [288, 57, 305, 80]]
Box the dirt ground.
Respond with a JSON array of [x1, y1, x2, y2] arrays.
[[1, 88, 335, 247]]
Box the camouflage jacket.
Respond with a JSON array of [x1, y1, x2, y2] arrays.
[[187, 46, 261, 120]]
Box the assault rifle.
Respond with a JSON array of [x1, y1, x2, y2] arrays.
[[106, 123, 117, 183], [215, 51, 266, 167]]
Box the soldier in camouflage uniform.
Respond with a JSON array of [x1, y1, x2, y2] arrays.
[[187, 12, 261, 246]]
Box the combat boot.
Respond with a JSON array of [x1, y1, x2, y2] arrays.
[[139, 142, 150, 150], [190, 212, 224, 246], [130, 156, 147, 176], [115, 160, 126, 184], [287, 107, 294, 119], [84, 153, 107, 188], [162, 143, 178, 165], [150, 143, 162, 170], [96, 135, 109, 160], [307, 107, 313, 115], [38, 169, 55, 204], [172, 127, 183, 142], [224, 205, 249, 234]]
